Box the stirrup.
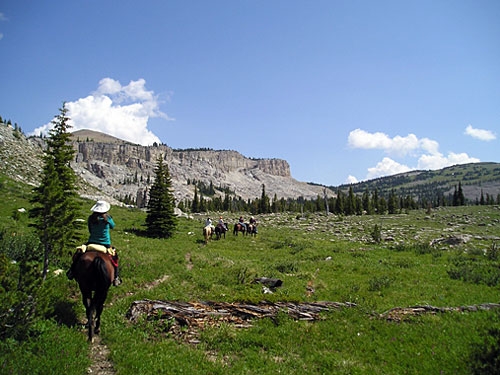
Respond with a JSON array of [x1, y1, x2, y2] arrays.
[[113, 277, 122, 286]]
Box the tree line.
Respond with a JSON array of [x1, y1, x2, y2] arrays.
[[182, 180, 499, 216]]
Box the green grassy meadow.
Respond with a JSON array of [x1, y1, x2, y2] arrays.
[[1, 175, 500, 374]]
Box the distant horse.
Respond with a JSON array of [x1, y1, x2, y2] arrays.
[[203, 225, 213, 244], [73, 250, 115, 342], [215, 223, 228, 240], [247, 223, 258, 236], [233, 223, 246, 236]]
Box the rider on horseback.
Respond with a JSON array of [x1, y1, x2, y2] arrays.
[[67, 200, 122, 286], [238, 216, 247, 231], [205, 217, 215, 231], [217, 216, 226, 231], [249, 216, 258, 234]]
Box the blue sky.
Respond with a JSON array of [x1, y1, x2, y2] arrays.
[[1, 1, 499, 186]]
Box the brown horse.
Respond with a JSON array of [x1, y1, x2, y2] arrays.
[[203, 225, 213, 244], [233, 223, 246, 236], [73, 250, 115, 342], [247, 223, 258, 236], [215, 223, 228, 240]]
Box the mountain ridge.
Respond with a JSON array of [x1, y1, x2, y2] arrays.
[[334, 162, 500, 204], [1, 124, 499, 207], [0, 125, 328, 206]]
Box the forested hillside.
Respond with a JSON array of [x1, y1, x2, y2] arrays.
[[331, 162, 500, 208]]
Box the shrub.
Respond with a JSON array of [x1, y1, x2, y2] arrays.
[[370, 224, 381, 243], [274, 261, 298, 274], [368, 275, 392, 292], [486, 242, 499, 261], [0, 231, 43, 340], [469, 325, 500, 374], [447, 254, 500, 286]]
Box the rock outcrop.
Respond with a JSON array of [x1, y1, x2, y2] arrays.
[[71, 129, 325, 205], [0, 125, 327, 206]]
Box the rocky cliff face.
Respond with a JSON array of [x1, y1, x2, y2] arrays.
[[0, 125, 326, 207], [71, 129, 324, 206], [0, 125, 44, 186]]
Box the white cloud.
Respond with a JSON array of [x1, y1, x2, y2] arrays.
[[361, 150, 479, 181], [366, 157, 411, 179], [419, 138, 440, 155], [348, 129, 393, 150], [31, 78, 170, 146], [464, 125, 496, 141], [95, 77, 122, 95], [347, 128, 481, 180], [347, 128, 441, 156], [417, 152, 480, 170], [345, 175, 359, 184]]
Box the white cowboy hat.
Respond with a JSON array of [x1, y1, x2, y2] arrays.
[[91, 200, 111, 213]]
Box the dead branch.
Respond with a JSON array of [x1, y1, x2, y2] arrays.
[[380, 303, 500, 322]]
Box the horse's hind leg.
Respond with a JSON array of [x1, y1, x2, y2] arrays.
[[86, 304, 95, 342], [94, 302, 105, 335], [94, 308, 102, 335], [82, 294, 95, 342]]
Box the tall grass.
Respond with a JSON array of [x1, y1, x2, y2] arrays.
[[1, 175, 500, 374]]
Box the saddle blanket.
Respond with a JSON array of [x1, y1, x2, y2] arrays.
[[76, 244, 116, 256]]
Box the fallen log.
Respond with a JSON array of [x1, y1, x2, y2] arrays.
[[126, 299, 356, 344], [126, 300, 500, 344], [126, 299, 355, 324], [380, 303, 500, 322]]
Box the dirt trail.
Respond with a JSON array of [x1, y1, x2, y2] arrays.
[[88, 336, 116, 374], [86, 274, 171, 374]]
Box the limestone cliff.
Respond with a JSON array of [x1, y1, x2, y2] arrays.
[[70, 129, 325, 205]]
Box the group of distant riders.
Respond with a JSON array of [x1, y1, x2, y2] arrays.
[[66, 199, 260, 292], [205, 215, 258, 237]]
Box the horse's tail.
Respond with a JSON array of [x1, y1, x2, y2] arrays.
[[93, 256, 111, 288]]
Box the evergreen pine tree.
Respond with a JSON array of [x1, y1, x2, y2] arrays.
[[258, 184, 270, 214], [29, 104, 78, 280], [346, 186, 355, 215], [223, 192, 230, 211], [362, 188, 374, 214], [145, 155, 177, 238], [452, 185, 459, 206], [388, 189, 398, 214], [371, 189, 379, 213], [458, 181, 465, 205], [378, 197, 388, 214], [199, 195, 206, 212], [335, 189, 345, 214], [192, 186, 199, 213]]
